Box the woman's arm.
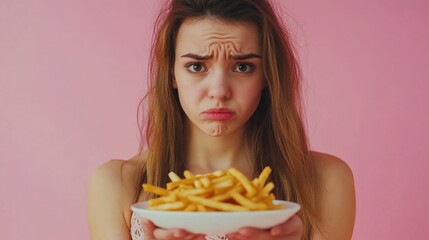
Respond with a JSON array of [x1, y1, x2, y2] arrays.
[[87, 160, 134, 240], [312, 152, 356, 240]]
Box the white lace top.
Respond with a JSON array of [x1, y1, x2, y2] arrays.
[[130, 213, 228, 240]]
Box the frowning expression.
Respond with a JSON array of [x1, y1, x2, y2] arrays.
[[174, 18, 265, 137]]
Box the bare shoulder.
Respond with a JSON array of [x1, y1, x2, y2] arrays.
[[311, 151, 354, 183], [88, 159, 138, 201], [87, 153, 145, 240], [310, 151, 356, 240], [88, 151, 148, 198]]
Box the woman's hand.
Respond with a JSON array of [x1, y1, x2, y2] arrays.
[[226, 214, 303, 240], [142, 219, 205, 240]]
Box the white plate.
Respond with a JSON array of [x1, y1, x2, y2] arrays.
[[130, 200, 300, 235]]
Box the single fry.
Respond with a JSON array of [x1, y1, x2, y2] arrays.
[[212, 170, 226, 177], [259, 182, 275, 197], [147, 192, 177, 207], [252, 178, 260, 189], [143, 184, 169, 196], [183, 170, 194, 179], [168, 171, 181, 182], [177, 187, 213, 196], [228, 168, 257, 197], [231, 192, 267, 210], [211, 184, 244, 201], [166, 178, 195, 190], [187, 195, 249, 211], [200, 177, 211, 188], [211, 175, 234, 184], [258, 166, 272, 187], [151, 201, 185, 211], [193, 180, 203, 189]]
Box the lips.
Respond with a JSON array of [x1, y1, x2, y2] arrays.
[[201, 108, 234, 121]]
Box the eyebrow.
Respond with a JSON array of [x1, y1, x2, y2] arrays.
[[181, 53, 262, 60]]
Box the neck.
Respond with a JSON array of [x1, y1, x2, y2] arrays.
[[185, 124, 251, 175]]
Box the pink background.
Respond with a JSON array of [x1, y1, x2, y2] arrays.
[[1, 0, 428, 239]]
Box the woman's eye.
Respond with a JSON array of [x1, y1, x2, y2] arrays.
[[234, 63, 254, 73], [186, 63, 206, 73]]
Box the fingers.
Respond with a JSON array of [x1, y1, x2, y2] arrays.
[[227, 215, 303, 240], [142, 219, 157, 240], [142, 218, 205, 240], [142, 215, 303, 240], [227, 227, 271, 240], [153, 228, 201, 240], [270, 215, 303, 238], [236, 228, 269, 239]]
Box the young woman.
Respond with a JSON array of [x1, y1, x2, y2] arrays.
[[87, 0, 356, 239]]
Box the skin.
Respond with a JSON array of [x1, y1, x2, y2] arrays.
[[173, 18, 265, 173], [173, 18, 265, 138], [87, 18, 355, 240]]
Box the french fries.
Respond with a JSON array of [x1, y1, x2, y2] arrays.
[[142, 166, 284, 211]]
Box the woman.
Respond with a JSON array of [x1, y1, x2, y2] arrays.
[[87, 0, 356, 239]]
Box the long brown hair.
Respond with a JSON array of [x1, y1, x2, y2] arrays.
[[136, 0, 319, 238]]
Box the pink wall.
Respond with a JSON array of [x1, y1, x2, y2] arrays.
[[1, 0, 428, 239]]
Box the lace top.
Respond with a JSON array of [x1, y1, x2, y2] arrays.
[[130, 213, 228, 240]]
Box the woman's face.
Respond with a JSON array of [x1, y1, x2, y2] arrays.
[[174, 18, 265, 137]]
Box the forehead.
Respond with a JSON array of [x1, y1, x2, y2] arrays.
[[176, 18, 261, 54]]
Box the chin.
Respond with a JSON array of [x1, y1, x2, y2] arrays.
[[204, 124, 230, 137]]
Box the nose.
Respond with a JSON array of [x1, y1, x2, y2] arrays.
[[207, 70, 231, 100]]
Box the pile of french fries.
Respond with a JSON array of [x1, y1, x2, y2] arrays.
[[143, 166, 284, 211]]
